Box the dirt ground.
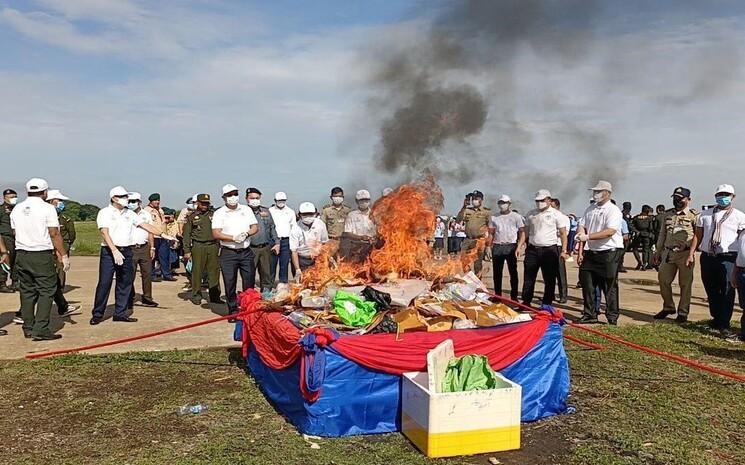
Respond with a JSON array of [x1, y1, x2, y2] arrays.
[[0, 253, 730, 360]]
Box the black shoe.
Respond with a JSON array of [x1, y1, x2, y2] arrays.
[[607, 320, 618, 326], [0, 285, 13, 293], [635, 264, 643, 271], [152, 277, 163, 282], [163, 277, 178, 282], [113, 317, 138, 323], [23, 331, 32, 339], [141, 298, 159, 307], [618, 268, 627, 273], [191, 297, 202, 305], [653, 310, 675, 320], [576, 316, 599, 324], [32, 334, 62, 341], [210, 298, 226, 305], [89, 318, 102, 325], [58, 305, 81, 317], [558, 298, 568, 304], [0, 329, 7, 336], [675, 314, 688, 323]]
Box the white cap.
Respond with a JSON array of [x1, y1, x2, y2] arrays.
[[109, 186, 128, 198], [128, 192, 142, 201], [498, 194, 511, 203], [715, 184, 735, 195], [298, 201, 316, 214], [190, 193, 198, 203], [46, 189, 69, 201], [589, 180, 613, 192], [275, 191, 288, 201], [26, 178, 49, 193], [355, 189, 371, 200], [534, 189, 552, 201], [222, 184, 239, 195], [382, 187, 394, 197]]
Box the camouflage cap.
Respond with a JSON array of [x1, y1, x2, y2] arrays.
[[197, 193, 211, 203]]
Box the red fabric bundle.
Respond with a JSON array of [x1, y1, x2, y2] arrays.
[[237, 290, 302, 366]]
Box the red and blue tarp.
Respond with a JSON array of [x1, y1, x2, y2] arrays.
[[236, 290, 571, 437]]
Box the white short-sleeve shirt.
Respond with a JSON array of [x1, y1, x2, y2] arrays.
[[10, 197, 60, 251], [290, 218, 329, 258], [97, 205, 144, 247], [580, 201, 624, 251], [490, 212, 525, 244], [132, 210, 152, 246], [212, 204, 258, 249], [344, 210, 377, 237], [269, 205, 296, 238], [525, 207, 565, 247], [696, 207, 745, 254]]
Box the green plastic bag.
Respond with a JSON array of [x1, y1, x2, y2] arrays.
[[442, 354, 499, 393], [333, 290, 378, 327]]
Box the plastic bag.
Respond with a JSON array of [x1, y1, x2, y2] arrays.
[[442, 354, 499, 393], [361, 286, 392, 309], [333, 290, 377, 327]]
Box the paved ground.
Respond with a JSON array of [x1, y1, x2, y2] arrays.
[[0, 254, 728, 359]]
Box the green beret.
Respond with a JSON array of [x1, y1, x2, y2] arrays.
[[148, 193, 160, 202]]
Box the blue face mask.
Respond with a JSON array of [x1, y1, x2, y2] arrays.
[[716, 195, 733, 208], [55, 201, 65, 213], [127, 202, 139, 211]]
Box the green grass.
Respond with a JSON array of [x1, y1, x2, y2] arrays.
[[70, 221, 101, 256], [0, 323, 743, 465]]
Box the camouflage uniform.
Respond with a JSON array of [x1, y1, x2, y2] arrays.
[[456, 205, 491, 275]]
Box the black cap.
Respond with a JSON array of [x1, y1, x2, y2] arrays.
[[3, 189, 17, 196], [331, 186, 344, 196], [471, 190, 484, 199], [672, 187, 691, 198], [246, 187, 262, 196], [622, 201, 631, 209]]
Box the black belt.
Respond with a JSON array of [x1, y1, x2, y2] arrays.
[[703, 251, 737, 258], [586, 249, 615, 255], [193, 239, 217, 244], [528, 244, 558, 249], [665, 246, 689, 252], [133, 243, 149, 249], [251, 242, 269, 248], [16, 249, 53, 254]]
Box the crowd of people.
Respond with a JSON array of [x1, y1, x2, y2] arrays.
[[0, 178, 743, 344]]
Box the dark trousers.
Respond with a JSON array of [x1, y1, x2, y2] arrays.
[[92, 246, 134, 320], [53, 271, 69, 312], [0, 234, 16, 286], [252, 245, 274, 291], [557, 256, 568, 301], [130, 244, 153, 304], [16, 250, 58, 337], [491, 243, 519, 300], [579, 249, 621, 322], [219, 247, 255, 314], [522, 245, 559, 306], [700, 252, 737, 329], [191, 242, 220, 301], [152, 238, 173, 279], [734, 268, 745, 338], [271, 237, 291, 284]]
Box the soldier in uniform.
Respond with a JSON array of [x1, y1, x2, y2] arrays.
[[46, 189, 81, 316], [653, 187, 698, 323], [246, 188, 279, 293], [320, 187, 352, 241], [0, 188, 18, 293], [183, 194, 223, 306], [630, 205, 655, 270], [456, 190, 491, 278]]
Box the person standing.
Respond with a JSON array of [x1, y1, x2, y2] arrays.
[[340, 190, 377, 264], [144, 193, 176, 282], [10, 178, 70, 340], [90, 186, 162, 325], [212, 184, 258, 317], [246, 188, 279, 294], [433, 216, 446, 259], [456, 190, 491, 277], [177, 195, 197, 236], [630, 205, 656, 270], [550, 198, 571, 304], [0, 188, 18, 293], [321, 187, 352, 242], [653, 187, 697, 323], [291, 202, 329, 276], [730, 229, 745, 343], [692, 184, 745, 335], [126, 193, 158, 309], [0, 235, 9, 335], [488, 195, 525, 301], [575, 181, 624, 325], [45, 189, 80, 317], [269, 192, 295, 284], [183, 194, 222, 305]]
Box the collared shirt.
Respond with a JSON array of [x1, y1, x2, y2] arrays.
[[132, 209, 152, 245], [0, 202, 13, 237], [250, 206, 278, 246], [9, 197, 59, 251], [344, 209, 376, 237], [269, 205, 296, 238], [580, 201, 624, 251], [212, 204, 258, 249], [143, 205, 166, 235], [656, 208, 697, 251], [696, 207, 745, 254], [321, 204, 352, 238], [177, 207, 192, 235], [489, 212, 525, 244], [457, 206, 491, 238], [290, 218, 329, 258], [96, 205, 144, 247], [434, 220, 446, 239], [525, 207, 565, 247]]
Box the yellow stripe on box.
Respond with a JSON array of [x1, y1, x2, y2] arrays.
[[402, 413, 521, 458]]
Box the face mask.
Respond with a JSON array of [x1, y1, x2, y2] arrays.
[[673, 199, 686, 209], [116, 197, 129, 207], [472, 199, 482, 208], [226, 195, 239, 207], [716, 195, 732, 208], [499, 203, 510, 213], [301, 216, 315, 226], [592, 191, 605, 203], [358, 200, 371, 210], [55, 201, 65, 213], [536, 201, 548, 210], [248, 198, 261, 208], [8, 197, 17, 206], [275, 201, 286, 209], [331, 196, 344, 206], [127, 202, 138, 211]]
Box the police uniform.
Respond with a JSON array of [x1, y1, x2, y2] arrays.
[[46, 190, 76, 315], [57, 212, 76, 288], [0, 194, 16, 292], [655, 202, 697, 318], [630, 212, 655, 269], [456, 192, 491, 276], [183, 194, 221, 304], [144, 194, 173, 280], [321, 204, 352, 240], [249, 205, 279, 292]]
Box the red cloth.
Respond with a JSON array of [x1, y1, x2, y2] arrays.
[[238, 290, 302, 367]]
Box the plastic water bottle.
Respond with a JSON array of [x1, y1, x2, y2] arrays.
[[177, 404, 209, 415]]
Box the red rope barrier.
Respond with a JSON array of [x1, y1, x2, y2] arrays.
[[564, 334, 605, 350]]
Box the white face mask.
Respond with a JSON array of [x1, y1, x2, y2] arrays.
[[536, 201, 549, 210], [248, 198, 261, 208], [499, 203, 510, 213], [331, 196, 344, 206], [301, 216, 315, 226], [226, 195, 239, 207], [592, 191, 605, 203], [8, 197, 17, 206], [275, 201, 286, 209], [358, 200, 371, 210]]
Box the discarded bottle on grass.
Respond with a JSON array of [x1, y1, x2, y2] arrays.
[[177, 404, 209, 415]]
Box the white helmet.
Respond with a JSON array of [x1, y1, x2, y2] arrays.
[[298, 202, 316, 214]]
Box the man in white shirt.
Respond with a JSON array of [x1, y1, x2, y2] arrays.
[[518, 189, 568, 307], [126, 192, 158, 309], [10, 178, 70, 340], [551, 198, 571, 304], [340, 190, 377, 264], [212, 184, 258, 318], [576, 180, 624, 325], [290, 202, 329, 277], [488, 195, 525, 301], [269, 191, 296, 284], [692, 184, 745, 335], [90, 186, 162, 325]]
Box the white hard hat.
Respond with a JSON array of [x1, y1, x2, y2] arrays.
[[222, 184, 239, 195], [716, 184, 735, 195], [355, 189, 371, 201], [275, 191, 288, 201], [298, 202, 316, 214], [534, 189, 552, 201], [46, 189, 69, 201], [589, 180, 613, 192], [498, 194, 511, 203], [128, 192, 142, 201], [382, 187, 394, 197], [109, 186, 128, 198], [26, 178, 49, 193]]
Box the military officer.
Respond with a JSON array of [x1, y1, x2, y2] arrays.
[[456, 190, 491, 277], [46, 189, 81, 317], [630, 205, 655, 270], [246, 188, 279, 293], [653, 187, 698, 322], [183, 194, 222, 305], [0, 188, 18, 293], [320, 187, 352, 241]]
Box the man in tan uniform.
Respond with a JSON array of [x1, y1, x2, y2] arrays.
[[144, 193, 176, 281], [321, 187, 352, 241], [456, 190, 491, 277], [653, 187, 698, 323]]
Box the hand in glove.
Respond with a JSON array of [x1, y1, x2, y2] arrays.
[[112, 248, 125, 266], [232, 232, 248, 243], [576, 232, 590, 242], [295, 270, 303, 284], [62, 255, 71, 272]]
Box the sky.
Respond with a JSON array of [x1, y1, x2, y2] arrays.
[[1, 0, 744, 215]]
